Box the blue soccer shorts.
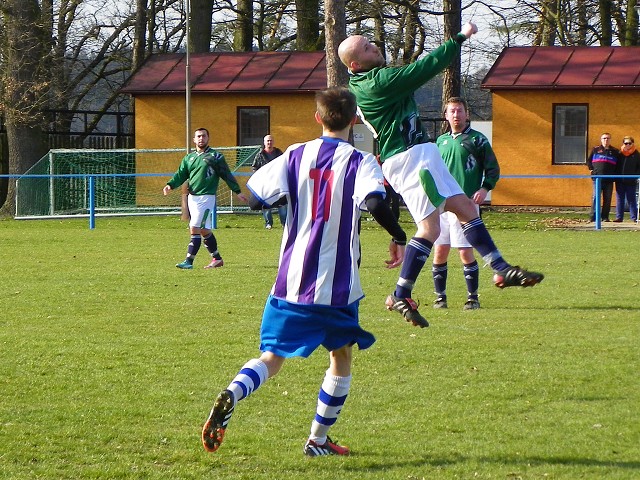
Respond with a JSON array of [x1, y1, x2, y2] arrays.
[[259, 295, 376, 358]]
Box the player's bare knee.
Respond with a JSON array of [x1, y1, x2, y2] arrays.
[[445, 194, 476, 222]]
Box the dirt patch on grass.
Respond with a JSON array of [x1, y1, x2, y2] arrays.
[[485, 206, 639, 230]]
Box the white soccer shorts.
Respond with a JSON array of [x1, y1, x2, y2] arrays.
[[434, 206, 479, 248], [187, 194, 216, 229], [382, 143, 464, 223]]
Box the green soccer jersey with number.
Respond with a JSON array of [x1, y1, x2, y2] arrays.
[[436, 126, 500, 198], [348, 34, 466, 162], [166, 146, 241, 196]]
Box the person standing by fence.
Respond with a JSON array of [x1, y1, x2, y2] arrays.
[[613, 135, 640, 222], [251, 134, 285, 229], [587, 132, 619, 223]]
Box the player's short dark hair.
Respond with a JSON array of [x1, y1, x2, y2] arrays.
[[195, 127, 209, 136], [443, 97, 469, 114], [315, 87, 357, 131]]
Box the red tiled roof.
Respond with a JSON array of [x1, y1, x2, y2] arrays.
[[121, 51, 327, 94], [482, 46, 640, 90]]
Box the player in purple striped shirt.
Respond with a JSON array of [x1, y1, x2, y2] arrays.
[[201, 87, 408, 457]]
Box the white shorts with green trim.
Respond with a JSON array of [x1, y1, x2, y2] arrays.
[[187, 194, 216, 229], [382, 143, 464, 224]]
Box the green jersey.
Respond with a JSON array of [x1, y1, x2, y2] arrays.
[[166, 146, 241, 196], [348, 34, 466, 162], [435, 126, 500, 197]]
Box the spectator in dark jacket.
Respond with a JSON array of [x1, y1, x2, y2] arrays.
[[614, 135, 640, 222], [587, 132, 619, 222], [251, 134, 285, 229]]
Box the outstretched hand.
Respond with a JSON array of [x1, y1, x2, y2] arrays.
[[461, 22, 478, 39], [236, 193, 248, 203], [384, 240, 405, 269]]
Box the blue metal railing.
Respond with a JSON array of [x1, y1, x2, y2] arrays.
[[1, 172, 638, 230], [501, 174, 640, 230], [1, 171, 255, 229]]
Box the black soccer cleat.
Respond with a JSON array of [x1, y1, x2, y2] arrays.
[[433, 296, 448, 309], [201, 389, 235, 453], [493, 266, 544, 289], [303, 436, 350, 457], [385, 294, 429, 328], [463, 298, 481, 310]]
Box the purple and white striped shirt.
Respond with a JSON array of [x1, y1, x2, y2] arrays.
[[247, 136, 386, 307]]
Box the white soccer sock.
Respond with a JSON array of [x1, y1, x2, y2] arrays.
[[308, 370, 352, 444], [227, 358, 269, 405]]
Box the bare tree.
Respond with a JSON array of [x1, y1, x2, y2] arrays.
[[619, 0, 639, 45], [535, 0, 558, 45], [296, 0, 321, 50], [441, 0, 462, 125], [325, 0, 348, 86], [598, 0, 613, 45], [191, 0, 215, 52], [234, 0, 254, 51], [0, 0, 49, 214], [255, 0, 291, 50], [133, 0, 149, 70]]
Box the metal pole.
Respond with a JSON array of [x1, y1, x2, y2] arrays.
[[49, 151, 55, 216], [181, 0, 192, 222], [636, 178, 640, 223], [595, 176, 602, 230], [185, 0, 191, 151], [89, 176, 96, 230]]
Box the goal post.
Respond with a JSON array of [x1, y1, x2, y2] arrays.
[[15, 146, 260, 219]]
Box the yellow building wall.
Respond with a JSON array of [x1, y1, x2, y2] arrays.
[[132, 92, 321, 205], [491, 90, 640, 206]]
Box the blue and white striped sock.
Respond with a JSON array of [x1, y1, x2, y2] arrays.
[[308, 371, 352, 445], [226, 358, 269, 405]]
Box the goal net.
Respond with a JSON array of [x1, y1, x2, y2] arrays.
[[15, 147, 260, 219]]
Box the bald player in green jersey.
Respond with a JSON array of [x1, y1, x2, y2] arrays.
[[338, 22, 543, 328]]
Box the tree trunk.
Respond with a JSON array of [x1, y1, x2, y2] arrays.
[[0, 134, 8, 209], [402, 0, 421, 64], [0, 0, 49, 215], [324, 0, 348, 87], [576, 0, 588, 45], [373, 1, 387, 60], [296, 0, 321, 51], [534, 0, 557, 46], [441, 0, 461, 135], [131, 0, 148, 117], [234, 0, 253, 51], [598, 0, 613, 45], [133, 0, 148, 70], [146, 0, 156, 54], [190, 0, 215, 52], [623, 0, 638, 46]]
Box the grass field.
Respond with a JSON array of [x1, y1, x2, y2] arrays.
[[1, 210, 638, 479]]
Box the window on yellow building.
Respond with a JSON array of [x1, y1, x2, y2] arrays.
[[238, 107, 269, 146], [552, 104, 588, 165]]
